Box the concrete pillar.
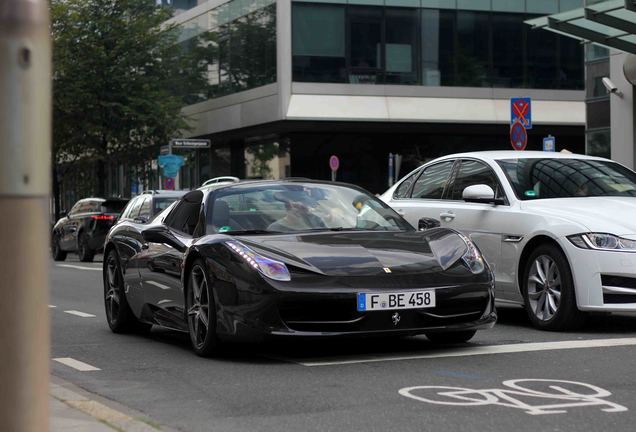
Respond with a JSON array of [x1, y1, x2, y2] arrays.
[[610, 51, 635, 168]]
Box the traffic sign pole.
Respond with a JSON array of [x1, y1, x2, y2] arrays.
[[329, 155, 340, 182], [0, 1, 50, 430]]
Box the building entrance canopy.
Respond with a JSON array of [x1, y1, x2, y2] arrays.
[[525, 0, 636, 55]]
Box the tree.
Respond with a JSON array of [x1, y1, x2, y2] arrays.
[[51, 0, 208, 215]]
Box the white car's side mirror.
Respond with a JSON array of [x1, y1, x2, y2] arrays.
[[463, 184, 504, 205]]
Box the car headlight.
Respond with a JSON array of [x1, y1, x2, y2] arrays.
[[567, 233, 636, 252], [225, 240, 291, 281], [457, 233, 486, 274]]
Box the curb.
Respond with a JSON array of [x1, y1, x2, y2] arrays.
[[50, 376, 169, 432]]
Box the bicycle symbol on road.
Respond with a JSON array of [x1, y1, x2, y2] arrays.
[[399, 379, 628, 415]]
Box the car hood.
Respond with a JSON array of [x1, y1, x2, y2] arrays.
[[239, 230, 465, 277], [520, 197, 636, 236]]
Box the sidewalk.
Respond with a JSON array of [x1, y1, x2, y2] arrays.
[[50, 377, 167, 432]]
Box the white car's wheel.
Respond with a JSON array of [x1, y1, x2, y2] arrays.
[[522, 243, 585, 331]]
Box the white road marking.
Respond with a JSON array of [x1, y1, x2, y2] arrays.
[[64, 310, 96, 318], [53, 357, 101, 372], [49, 305, 56, 308], [294, 337, 636, 367], [399, 379, 628, 415], [146, 281, 171, 290], [56, 264, 101, 271]]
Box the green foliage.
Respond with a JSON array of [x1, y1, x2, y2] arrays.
[[51, 0, 209, 190]]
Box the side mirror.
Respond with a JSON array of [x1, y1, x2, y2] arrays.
[[462, 184, 504, 205], [59, 210, 67, 218], [418, 217, 440, 231], [134, 216, 149, 224], [142, 226, 168, 243]]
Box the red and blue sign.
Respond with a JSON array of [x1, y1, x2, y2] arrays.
[[511, 97, 532, 129], [164, 177, 175, 190], [510, 122, 528, 151]]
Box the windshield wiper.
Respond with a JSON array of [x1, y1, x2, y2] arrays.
[[222, 229, 284, 235], [301, 227, 369, 232]]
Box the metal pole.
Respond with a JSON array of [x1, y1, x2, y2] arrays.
[[0, 0, 51, 431]]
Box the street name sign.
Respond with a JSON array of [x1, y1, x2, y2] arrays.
[[170, 138, 211, 149]]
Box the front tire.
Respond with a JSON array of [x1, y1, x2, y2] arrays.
[[522, 243, 585, 331], [425, 330, 477, 344], [104, 250, 148, 333], [186, 260, 218, 357], [51, 234, 67, 261], [78, 232, 95, 262]]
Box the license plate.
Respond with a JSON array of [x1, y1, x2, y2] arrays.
[[357, 290, 436, 312]]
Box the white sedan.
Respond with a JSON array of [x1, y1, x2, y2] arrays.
[[380, 151, 636, 331]]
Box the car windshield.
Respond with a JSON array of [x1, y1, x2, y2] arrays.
[[497, 158, 636, 200], [207, 183, 413, 234], [101, 200, 128, 213], [153, 197, 180, 216]]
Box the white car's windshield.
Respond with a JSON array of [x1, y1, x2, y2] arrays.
[[207, 183, 412, 234], [497, 158, 636, 200]]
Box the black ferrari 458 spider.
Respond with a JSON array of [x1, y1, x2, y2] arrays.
[[103, 180, 496, 356]]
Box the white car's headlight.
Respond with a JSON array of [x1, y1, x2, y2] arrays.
[[457, 233, 486, 274], [225, 240, 291, 281], [567, 233, 636, 252]]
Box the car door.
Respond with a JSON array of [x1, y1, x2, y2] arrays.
[[391, 160, 457, 228], [137, 191, 203, 329], [436, 158, 518, 299], [61, 201, 87, 249]]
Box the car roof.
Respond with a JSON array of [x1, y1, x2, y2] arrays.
[[434, 150, 610, 164], [141, 190, 187, 197]]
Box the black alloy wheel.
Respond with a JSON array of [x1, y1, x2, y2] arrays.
[[425, 330, 477, 344], [522, 243, 585, 331], [78, 232, 95, 262], [51, 233, 67, 261], [104, 250, 146, 333], [186, 260, 218, 357]]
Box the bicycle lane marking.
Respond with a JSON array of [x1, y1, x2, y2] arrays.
[[399, 379, 628, 416]]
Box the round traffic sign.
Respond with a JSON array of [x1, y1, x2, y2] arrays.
[[164, 177, 175, 190], [510, 122, 528, 151], [329, 155, 340, 171]]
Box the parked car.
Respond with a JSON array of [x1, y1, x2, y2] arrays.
[[52, 197, 129, 262], [381, 151, 636, 331], [103, 180, 495, 356], [118, 190, 186, 224]]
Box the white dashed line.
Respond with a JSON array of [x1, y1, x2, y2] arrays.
[[56, 264, 101, 271], [53, 357, 101, 372], [64, 310, 96, 318], [49, 305, 56, 308], [293, 337, 636, 367]]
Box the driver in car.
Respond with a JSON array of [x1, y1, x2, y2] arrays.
[[267, 190, 326, 232]]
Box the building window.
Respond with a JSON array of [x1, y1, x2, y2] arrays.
[[292, 3, 346, 83], [586, 129, 611, 159], [291, 2, 584, 90]]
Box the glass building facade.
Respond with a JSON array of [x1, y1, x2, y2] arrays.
[[161, 0, 586, 194], [292, 0, 583, 89], [174, 0, 277, 102]]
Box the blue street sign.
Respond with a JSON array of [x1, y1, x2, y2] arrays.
[[511, 97, 532, 129], [158, 154, 185, 178], [543, 135, 556, 152]]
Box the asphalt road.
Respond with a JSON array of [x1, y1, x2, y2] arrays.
[[51, 255, 636, 432]]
